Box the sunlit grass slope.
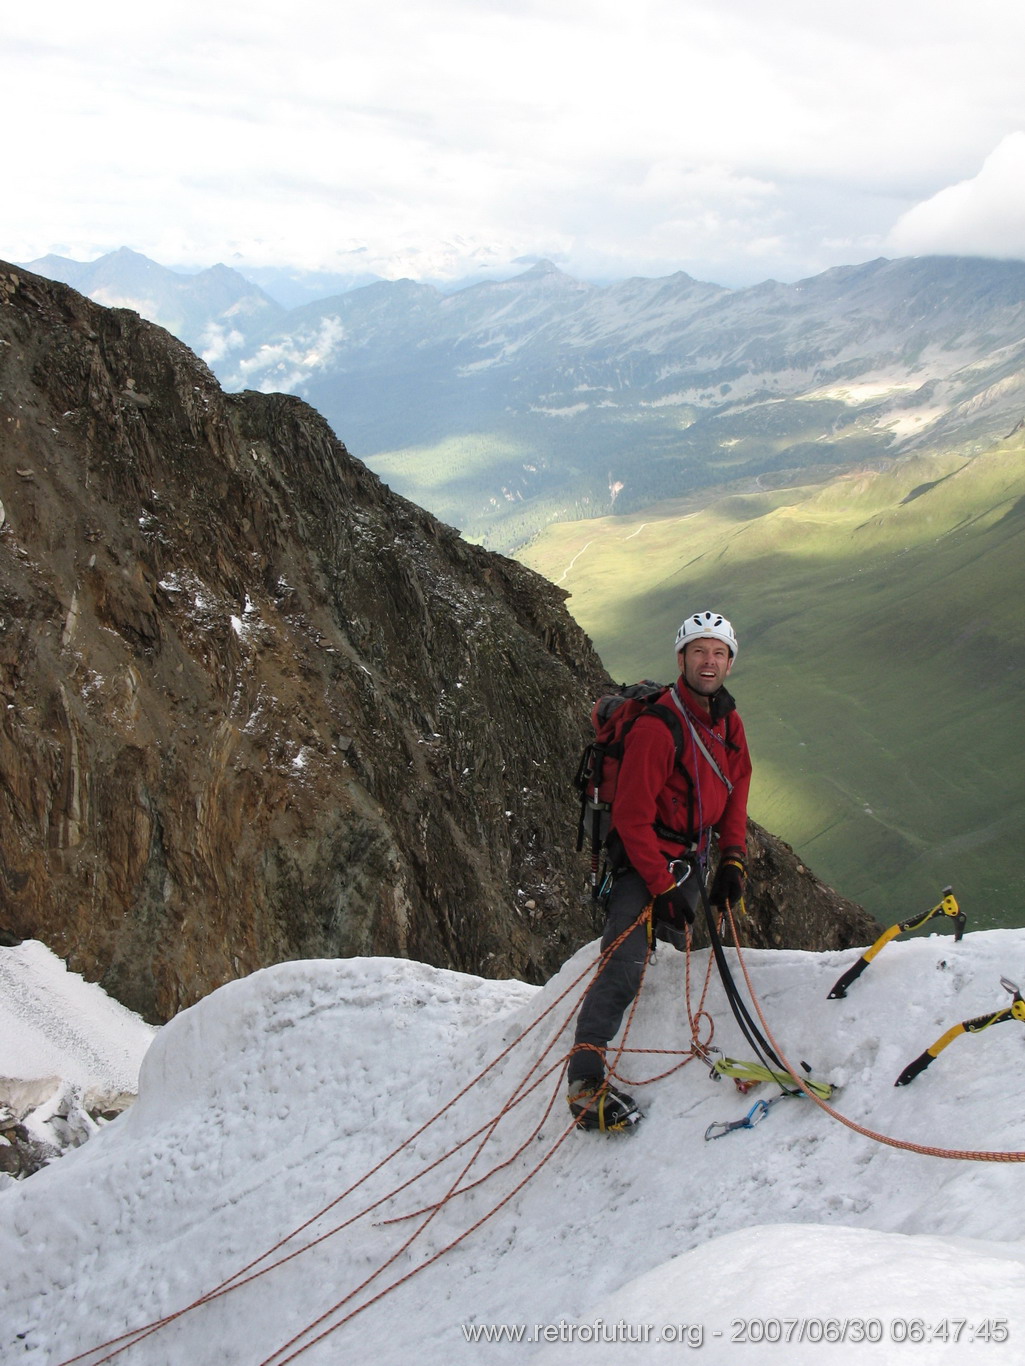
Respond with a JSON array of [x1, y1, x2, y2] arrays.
[[369, 431, 605, 547], [521, 443, 1025, 929]]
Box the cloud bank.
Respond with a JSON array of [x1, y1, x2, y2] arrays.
[[7, 1, 1025, 286], [887, 133, 1025, 262]]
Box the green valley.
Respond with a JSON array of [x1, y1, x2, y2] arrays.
[[520, 441, 1025, 929]]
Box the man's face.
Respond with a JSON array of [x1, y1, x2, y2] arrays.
[[679, 637, 733, 696]]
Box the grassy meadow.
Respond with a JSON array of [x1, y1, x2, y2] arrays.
[[520, 442, 1025, 930], [368, 430, 596, 548]]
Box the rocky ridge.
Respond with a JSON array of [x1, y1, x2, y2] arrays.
[[0, 263, 877, 1024]]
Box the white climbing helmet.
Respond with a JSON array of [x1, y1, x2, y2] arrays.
[[674, 611, 738, 661]]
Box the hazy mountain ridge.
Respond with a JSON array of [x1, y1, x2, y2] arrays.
[[263, 254, 1025, 548], [24, 249, 1025, 549], [23, 247, 283, 366]]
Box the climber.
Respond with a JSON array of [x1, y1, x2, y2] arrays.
[[567, 611, 753, 1130]]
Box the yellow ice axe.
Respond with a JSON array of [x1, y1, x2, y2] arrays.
[[827, 886, 963, 1000], [895, 978, 1025, 1086]]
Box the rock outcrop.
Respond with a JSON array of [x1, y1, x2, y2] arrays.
[[0, 264, 879, 1023]]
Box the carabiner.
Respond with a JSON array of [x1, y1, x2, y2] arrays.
[[704, 1098, 771, 1141], [668, 858, 692, 888]]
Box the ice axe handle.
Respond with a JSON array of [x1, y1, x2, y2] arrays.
[[894, 1051, 934, 1086], [827, 956, 869, 999]]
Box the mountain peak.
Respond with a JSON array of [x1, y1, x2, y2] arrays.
[[513, 258, 580, 285], [517, 258, 561, 274]]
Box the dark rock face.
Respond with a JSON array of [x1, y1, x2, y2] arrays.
[[729, 820, 879, 951], [0, 264, 878, 1024], [0, 1115, 56, 1180]]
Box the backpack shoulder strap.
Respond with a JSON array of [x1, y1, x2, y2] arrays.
[[622, 698, 698, 853], [638, 700, 688, 776]]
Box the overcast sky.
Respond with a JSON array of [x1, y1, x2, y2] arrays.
[[7, 0, 1025, 288]]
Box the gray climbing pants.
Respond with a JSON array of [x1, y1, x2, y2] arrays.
[[568, 867, 700, 1083]]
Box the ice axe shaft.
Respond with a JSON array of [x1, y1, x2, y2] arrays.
[[828, 887, 962, 999]]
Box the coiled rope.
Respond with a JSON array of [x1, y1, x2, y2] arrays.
[[56, 888, 1017, 1366]]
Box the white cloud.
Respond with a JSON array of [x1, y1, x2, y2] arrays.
[[8, 1, 1025, 285], [886, 133, 1025, 260], [230, 315, 348, 393]]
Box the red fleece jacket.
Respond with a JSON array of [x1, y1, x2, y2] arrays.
[[611, 680, 752, 898]]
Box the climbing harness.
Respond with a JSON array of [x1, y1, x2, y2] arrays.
[[827, 886, 963, 998], [895, 977, 1025, 1086]]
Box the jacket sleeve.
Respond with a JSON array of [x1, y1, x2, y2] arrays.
[[714, 713, 752, 853], [610, 713, 680, 898]]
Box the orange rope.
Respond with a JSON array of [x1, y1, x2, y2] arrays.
[[376, 1056, 574, 1225], [607, 917, 717, 1088], [259, 908, 722, 1365], [55, 950, 596, 1366], [723, 905, 1025, 1163], [260, 1103, 587, 1366], [58, 905, 730, 1366], [258, 908, 672, 1365], [56, 907, 667, 1366]]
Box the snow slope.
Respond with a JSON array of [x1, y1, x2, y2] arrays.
[[0, 940, 155, 1116], [3, 929, 1025, 1365]]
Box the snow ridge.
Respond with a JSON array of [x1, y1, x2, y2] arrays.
[[3, 933, 1025, 1363]]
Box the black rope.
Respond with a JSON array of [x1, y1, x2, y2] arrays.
[[697, 868, 797, 1093]]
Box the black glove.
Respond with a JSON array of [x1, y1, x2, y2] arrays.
[[652, 880, 695, 927], [710, 848, 747, 910]]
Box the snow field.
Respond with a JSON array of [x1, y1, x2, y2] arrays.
[[2, 930, 1025, 1363]]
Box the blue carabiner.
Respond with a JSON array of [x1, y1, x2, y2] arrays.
[[704, 1098, 772, 1141], [744, 1098, 771, 1127]]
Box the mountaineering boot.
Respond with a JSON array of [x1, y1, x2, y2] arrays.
[[567, 1077, 642, 1132]]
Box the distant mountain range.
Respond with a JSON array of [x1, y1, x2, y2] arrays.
[[24, 248, 1025, 549], [22, 247, 283, 349], [0, 261, 874, 1023]]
